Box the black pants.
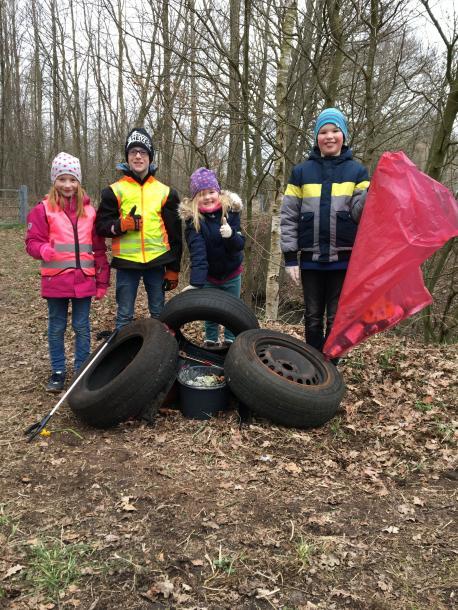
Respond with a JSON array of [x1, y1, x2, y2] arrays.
[[301, 269, 346, 352]]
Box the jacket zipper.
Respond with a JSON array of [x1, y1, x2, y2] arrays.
[[66, 209, 81, 268], [141, 185, 146, 263]]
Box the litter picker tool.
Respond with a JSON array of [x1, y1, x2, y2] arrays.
[[24, 330, 118, 442], [178, 350, 214, 366]]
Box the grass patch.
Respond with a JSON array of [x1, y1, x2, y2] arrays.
[[26, 537, 93, 601], [413, 400, 434, 413], [345, 355, 366, 381], [296, 536, 315, 572], [434, 420, 456, 444], [0, 505, 12, 527], [0, 504, 18, 538], [330, 416, 346, 439], [347, 355, 365, 369], [378, 346, 402, 371], [212, 545, 237, 575], [0, 222, 24, 229]]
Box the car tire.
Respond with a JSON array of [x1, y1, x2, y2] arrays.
[[160, 288, 259, 351], [68, 319, 178, 428], [224, 329, 345, 428]]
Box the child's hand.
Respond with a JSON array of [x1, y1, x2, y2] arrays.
[[220, 217, 232, 238], [95, 287, 107, 300], [120, 206, 143, 231], [40, 243, 56, 262], [163, 270, 179, 291], [285, 265, 300, 285]]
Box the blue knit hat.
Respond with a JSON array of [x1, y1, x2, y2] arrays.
[[314, 108, 349, 143]]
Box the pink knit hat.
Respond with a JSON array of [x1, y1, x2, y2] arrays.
[[50, 152, 82, 183]]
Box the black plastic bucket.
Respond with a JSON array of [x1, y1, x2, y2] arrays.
[[177, 365, 229, 419]]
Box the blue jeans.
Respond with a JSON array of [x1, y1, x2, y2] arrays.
[[301, 269, 346, 351], [115, 267, 165, 329], [204, 274, 242, 342], [47, 297, 92, 373]]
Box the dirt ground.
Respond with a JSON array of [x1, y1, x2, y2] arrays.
[[0, 226, 456, 610]]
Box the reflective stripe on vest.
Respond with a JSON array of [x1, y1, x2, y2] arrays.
[[111, 176, 170, 264], [41, 198, 96, 276]]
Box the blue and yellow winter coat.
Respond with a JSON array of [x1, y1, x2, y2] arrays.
[[281, 146, 369, 265]]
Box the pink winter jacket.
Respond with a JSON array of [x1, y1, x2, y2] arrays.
[[25, 195, 110, 298]]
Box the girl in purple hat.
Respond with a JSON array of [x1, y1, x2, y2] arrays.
[[179, 167, 245, 347], [25, 152, 110, 392]]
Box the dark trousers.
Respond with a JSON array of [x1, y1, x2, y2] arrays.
[[115, 267, 165, 330], [301, 269, 346, 351]]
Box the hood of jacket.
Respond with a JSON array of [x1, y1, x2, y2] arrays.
[[178, 190, 243, 221], [116, 161, 158, 181]]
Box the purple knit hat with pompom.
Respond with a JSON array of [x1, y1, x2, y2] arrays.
[[190, 168, 221, 199]]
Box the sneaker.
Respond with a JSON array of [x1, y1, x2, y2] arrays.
[[96, 329, 113, 341], [223, 339, 234, 348], [46, 371, 66, 393], [203, 340, 219, 348]]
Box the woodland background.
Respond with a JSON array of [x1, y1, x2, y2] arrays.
[[0, 2, 457, 607], [0, 0, 456, 337]]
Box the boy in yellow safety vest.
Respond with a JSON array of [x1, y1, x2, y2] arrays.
[[96, 128, 182, 329]]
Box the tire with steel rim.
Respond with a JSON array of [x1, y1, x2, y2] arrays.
[[225, 329, 345, 428]]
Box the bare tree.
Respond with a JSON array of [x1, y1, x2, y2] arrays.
[[265, 0, 297, 320], [324, 0, 344, 106], [417, 0, 458, 342], [160, 0, 173, 183], [227, 0, 243, 192]]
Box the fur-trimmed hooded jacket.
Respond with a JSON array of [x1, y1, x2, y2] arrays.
[[178, 190, 245, 287]]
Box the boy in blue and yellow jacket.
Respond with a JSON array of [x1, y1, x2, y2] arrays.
[[280, 108, 370, 353]]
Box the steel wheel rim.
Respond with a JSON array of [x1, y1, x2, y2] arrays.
[[255, 341, 326, 385]]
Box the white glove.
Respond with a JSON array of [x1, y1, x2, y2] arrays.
[[220, 217, 232, 239], [285, 265, 300, 285], [182, 285, 198, 292]]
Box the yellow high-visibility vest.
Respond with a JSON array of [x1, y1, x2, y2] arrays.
[[111, 176, 171, 264]]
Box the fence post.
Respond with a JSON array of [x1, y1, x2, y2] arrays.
[[19, 185, 28, 224]]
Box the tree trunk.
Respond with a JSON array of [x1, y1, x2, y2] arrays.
[[31, 0, 44, 194], [227, 0, 243, 192], [265, 0, 297, 320], [189, 0, 198, 173], [70, 0, 82, 162], [324, 0, 344, 107], [161, 0, 173, 183], [51, 0, 60, 154], [420, 0, 458, 341], [117, 0, 126, 151], [362, 0, 378, 169], [0, 0, 7, 188], [242, 0, 254, 305], [425, 73, 458, 181]]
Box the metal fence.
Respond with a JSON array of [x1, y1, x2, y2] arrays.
[[0, 186, 28, 225]]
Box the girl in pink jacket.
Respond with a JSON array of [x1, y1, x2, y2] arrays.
[[25, 152, 110, 392]]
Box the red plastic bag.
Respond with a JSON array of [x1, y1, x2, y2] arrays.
[[323, 151, 458, 359]]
